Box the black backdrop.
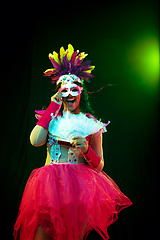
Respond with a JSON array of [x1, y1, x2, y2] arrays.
[[1, 1, 159, 239]]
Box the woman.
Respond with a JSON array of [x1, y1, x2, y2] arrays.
[[13, 44, 132, 240]]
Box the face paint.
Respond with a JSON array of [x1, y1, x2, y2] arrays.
[[58, 83, 83, 97]]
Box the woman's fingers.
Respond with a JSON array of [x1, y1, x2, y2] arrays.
[[72, 137, 88, 153], [72, 137, 81, 140], [51, 92, 62, 102], [72, 137, 84, 146], [72, 140, 80, 147]]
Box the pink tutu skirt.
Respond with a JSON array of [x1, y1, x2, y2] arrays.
[[13, 163, 132, 240]]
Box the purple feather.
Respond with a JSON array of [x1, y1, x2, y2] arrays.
[[61, 69, 68, 75], [79, 72, 94, 79], [63, 55, 69, 72], [80, 60, 91, 67], [71, 65, 79, 73], [81, 65, 93, 71], [74, 55, 84, 66], [70, 51, 78, 64], [49, 57, 61, 71], [69, 62, 72, 72], [73, 67, 82, 75]]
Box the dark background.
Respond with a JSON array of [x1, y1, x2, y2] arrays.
[[1, 0, 159, 239]]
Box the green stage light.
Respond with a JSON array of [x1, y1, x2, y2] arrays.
[[127, 35, 159, 88]]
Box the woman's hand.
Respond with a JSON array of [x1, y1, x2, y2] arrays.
[[72, 137, 89, 154], [51, 92, 62, 102]]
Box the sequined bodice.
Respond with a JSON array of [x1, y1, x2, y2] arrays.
[[47, 134, 84, 164], [46, 110, 107, 165]]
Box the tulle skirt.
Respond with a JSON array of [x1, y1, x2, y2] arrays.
[[13, 163, 132, 240]]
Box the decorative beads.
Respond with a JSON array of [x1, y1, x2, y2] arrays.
[[68, 148, 80, 164], [50, 144, 61, 164], [48, 134, 80, 164], [48, 134, 61, 164]]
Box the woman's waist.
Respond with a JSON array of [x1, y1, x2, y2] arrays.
[[45, 155, 86, 165], [46, 143, 86, 165]]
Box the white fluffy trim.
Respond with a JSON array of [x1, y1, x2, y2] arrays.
[[49, 110, 108, 142]]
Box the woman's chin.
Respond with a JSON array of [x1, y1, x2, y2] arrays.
[[67, 106, 77, 112], [65, 104, 80, 113], [63, 95, 81, 113]]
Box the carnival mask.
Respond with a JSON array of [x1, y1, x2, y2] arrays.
[[57, 74, 83, 97]]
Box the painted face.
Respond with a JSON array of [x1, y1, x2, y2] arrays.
[[58, 82, 83, 97]]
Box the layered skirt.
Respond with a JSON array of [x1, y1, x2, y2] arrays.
[[13, 163, 132, 240]]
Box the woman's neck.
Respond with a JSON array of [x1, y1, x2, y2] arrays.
[[63, 105, 80, 114]]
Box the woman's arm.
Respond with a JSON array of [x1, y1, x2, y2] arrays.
[[72, 132, 104, 171], [90, 132, 104, 171], [30, 92, 62, 147], [30, 125, 48, 147]]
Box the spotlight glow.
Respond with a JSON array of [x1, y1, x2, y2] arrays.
[[127, 36, 159, 87]]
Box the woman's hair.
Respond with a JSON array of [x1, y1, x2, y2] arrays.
[[53, 82, 94, 115], [79, 84, 94, 115]]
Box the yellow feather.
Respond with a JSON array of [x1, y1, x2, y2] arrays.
[[60, 46, 66, 62], [44, 68, 55, 74], [90, 65, 95, 70], [84, 66, 95, 73], [76, 52, 88, 60], [84, 70, 91, 73], [67, 44, 74, 60], [49, 53, 53, 58], [80, 52, 88, 60], [52, 51, 60, 64]]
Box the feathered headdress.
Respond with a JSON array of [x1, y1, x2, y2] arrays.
[[44, 44, 95, 84]]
